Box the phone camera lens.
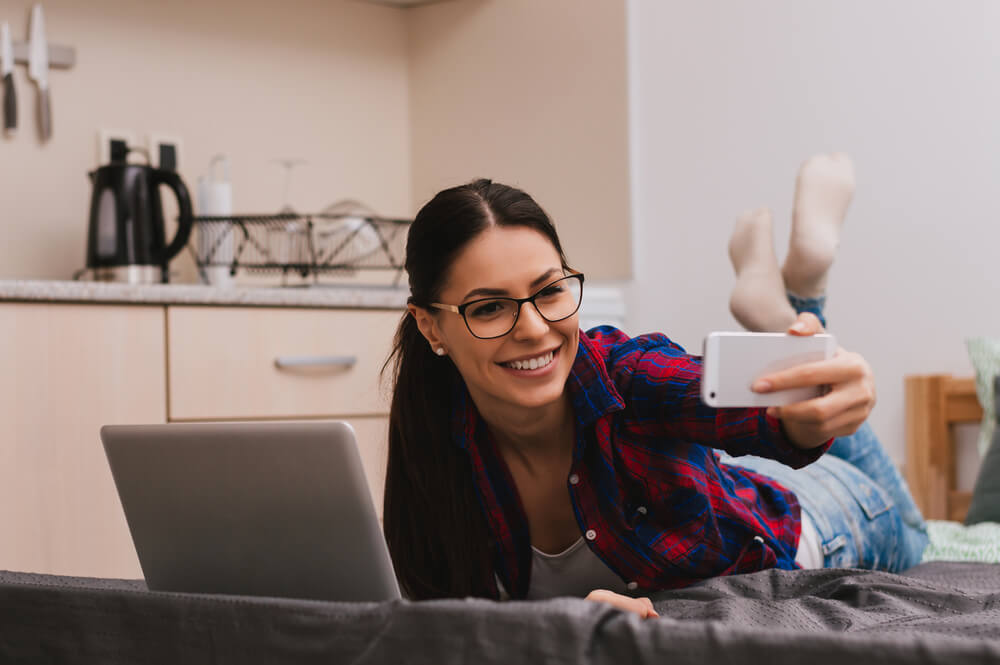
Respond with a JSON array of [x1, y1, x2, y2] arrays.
[[710, 391, 716, 399]]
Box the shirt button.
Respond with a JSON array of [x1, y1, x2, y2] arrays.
[[585, 529, 597, 541], [568, 474, 580, 485], [636, 506, 648, 515], [627, 581, 638, 591]]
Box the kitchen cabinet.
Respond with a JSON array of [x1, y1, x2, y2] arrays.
[[167, 307, 396, 421], [0, 300, 400, 579], [0, 303, 166, 578]]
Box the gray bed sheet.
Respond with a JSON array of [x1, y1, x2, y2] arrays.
[[1, 562, 999, 664]]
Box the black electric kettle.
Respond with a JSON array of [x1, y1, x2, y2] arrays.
[[85, 156, 194, 284]]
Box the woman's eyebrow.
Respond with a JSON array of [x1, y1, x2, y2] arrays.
[[462, 267, 562, 301]]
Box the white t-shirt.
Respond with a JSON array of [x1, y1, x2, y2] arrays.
[[794, 510, 824, 569], [525, 537, 627, 599], [519, 512, 824, 599]]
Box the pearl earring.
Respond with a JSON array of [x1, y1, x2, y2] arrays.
[[435, 347, 446, 356]]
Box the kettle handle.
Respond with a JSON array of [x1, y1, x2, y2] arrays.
[[152, 169, 194, 264]]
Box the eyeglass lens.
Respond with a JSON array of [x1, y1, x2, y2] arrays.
[[464, 276, 582, 339]]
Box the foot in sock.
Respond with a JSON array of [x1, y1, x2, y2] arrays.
[[728, 206, 797, 332], [782, 153, 856, 298]]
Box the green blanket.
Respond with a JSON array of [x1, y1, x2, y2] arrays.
[[922, 519, 1000, 564]]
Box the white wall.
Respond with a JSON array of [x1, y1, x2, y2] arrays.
[[628, 0, 1000, 464]]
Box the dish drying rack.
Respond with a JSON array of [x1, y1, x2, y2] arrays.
[[189, 211, 411, 286]]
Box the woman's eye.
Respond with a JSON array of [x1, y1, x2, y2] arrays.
[[536, 285, 565, 299], [468, 301, 506, 318]]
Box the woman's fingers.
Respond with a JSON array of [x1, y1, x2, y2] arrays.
[[751, 342, 877, 449], [778, 403, 871, 440], [768, 376, 876, 424], [817, 404, 873, 439], [753, 349, 870, 394], [585, 589, 659, 619], [786, 312, 825, 336]]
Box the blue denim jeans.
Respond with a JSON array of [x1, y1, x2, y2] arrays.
[[721, 293, 929, 572]]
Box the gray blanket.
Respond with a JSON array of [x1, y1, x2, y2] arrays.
[[1, 563, 999, 664]]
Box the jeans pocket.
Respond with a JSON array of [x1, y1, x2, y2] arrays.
[[815, 457, 902, 569], [822, 459, 895, 520]]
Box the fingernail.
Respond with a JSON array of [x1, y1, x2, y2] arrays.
[[752, 380, 772, 392], [791, 322, 807, 333]]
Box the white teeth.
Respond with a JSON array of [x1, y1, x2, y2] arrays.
[[504, 350, 554, 371]]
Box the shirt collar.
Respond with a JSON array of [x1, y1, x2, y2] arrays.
[[565, 330, 627, 427], [451, 330, 626, 450]]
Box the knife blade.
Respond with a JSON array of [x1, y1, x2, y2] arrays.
[[1, 22, 15, 136], [28, 4, 51, 141]]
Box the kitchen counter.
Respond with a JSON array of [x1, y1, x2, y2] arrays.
[[0, 280, 410, 310]]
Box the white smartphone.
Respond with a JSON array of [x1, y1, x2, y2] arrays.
[[700, 332, 837, 408]]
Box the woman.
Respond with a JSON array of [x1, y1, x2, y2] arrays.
[[383, 163, 928, 618]]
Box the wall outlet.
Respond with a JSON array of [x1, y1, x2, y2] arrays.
[[96, 129, 137, 167], [147, 133, 183, 172]]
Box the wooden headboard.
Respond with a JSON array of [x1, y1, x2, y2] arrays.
[[904, 374, 981, 522]]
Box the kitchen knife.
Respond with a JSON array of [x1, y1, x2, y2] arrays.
[[1, 22, 15, 135], [28, 4, 50, 141]]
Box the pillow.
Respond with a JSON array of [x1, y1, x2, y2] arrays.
[[966, 337, 1000, 456], [923, 519, 1000, 561], [965, 374, 1000, 525]]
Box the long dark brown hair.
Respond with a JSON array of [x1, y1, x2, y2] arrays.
[[382, 178, 570, 599]]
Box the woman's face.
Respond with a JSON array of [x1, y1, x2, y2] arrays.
[[413, 225, 580, 413]]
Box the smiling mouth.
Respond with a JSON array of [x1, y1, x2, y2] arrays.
[[499, 348, 557, 371]]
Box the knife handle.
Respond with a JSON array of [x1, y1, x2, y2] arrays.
[[37, 86, 50, 141], [2, 73, 14, 134]]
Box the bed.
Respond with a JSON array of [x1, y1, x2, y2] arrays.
[[2, 563, 999, 664], [1, 374, 998, 663]]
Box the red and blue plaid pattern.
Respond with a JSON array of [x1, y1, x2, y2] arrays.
[[451, 326, 832, 599]]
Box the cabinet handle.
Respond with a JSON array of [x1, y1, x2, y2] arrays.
[[274, 355, 358, 370]]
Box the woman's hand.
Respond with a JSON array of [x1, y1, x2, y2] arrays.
[[752, 312, 877, 449], [585, 589, 659, 619]]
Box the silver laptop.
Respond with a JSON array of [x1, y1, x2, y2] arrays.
[[101, 420, 401, 602]]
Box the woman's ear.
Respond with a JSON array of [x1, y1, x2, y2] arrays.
[[407, 304, 444, 351]]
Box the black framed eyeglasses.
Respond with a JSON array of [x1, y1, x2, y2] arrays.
[[430, 273, 585, 340]]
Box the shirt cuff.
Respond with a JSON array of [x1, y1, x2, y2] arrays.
[[762, 411, 833, 469]]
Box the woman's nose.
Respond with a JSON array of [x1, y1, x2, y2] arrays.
[[510, 301, 549, 339]]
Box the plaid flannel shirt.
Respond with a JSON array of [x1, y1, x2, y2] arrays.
[[451, 326, 832, 599]]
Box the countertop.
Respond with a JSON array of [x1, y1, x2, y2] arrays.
[[0, 280, 410, 310]]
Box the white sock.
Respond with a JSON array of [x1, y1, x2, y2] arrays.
[[728, 207, 797, 332], [782, 153, 856, 298]]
